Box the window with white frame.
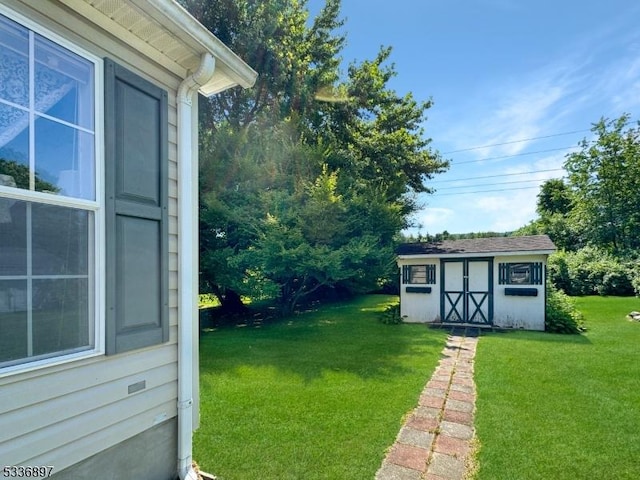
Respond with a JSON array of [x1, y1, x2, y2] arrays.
[[0, 11, 100, 369]]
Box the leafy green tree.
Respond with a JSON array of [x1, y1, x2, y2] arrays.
[[515, 178, 581, 251], [233, 165, 393, 314], [536, 178, 573, 217], [183, 0, 447, 312], [564, 114, 640, 254]]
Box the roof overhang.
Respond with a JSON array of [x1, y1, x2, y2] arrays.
[[59, 0, 257, 96], [398, 249, 556, 261]]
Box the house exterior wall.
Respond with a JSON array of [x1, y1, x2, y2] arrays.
[[399, 253, 548, 331], [0, 1, 183, 478]]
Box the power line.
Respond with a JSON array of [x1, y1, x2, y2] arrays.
[[435, 185, 541, 196], [430, 168, 565, 184], [441, 118, 638, 155], [450, 146, 577, 165], [436, 177, 565, 191], [442, 129, 590, 154]]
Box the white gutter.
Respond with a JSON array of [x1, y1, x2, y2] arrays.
[[177, 52, 216, 480]]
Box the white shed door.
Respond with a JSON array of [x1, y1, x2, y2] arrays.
[[441, 258, 493, 325]]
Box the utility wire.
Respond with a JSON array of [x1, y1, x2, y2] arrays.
[[442, 129, 590, 154], [436, 177, 565, 191], [430, 168, 565, 184], [450, 146, 577, 165], [441, 118, 638, 155], [435, 185, 541, 196]]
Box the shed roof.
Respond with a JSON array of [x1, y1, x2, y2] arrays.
[[397, 235, 556, 256]]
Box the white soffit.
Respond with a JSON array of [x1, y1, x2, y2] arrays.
[[61, 0, 257, 95]]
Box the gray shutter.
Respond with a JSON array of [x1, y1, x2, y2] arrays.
[[104, 58, 169, 354]]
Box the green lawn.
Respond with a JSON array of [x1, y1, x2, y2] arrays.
[[193, 295, 448, 479], [474, 296, 640, 479]]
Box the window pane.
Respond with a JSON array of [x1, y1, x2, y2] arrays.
[[32, 278, 91, 356], [0, 104, 30, 189], [0, 197, 26, 275], [509, 264, 531, 284], [35, 116, 95, 199], [410, 265, 426, 283], [35, 35, 94, 130], [0, 14, 29, 107], [0, 280, 28, 363], [32, 203, 90, 275]]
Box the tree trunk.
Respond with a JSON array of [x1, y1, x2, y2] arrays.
[[218, 287, 249, 314]]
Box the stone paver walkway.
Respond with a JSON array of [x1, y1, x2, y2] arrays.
[[375, 328, 480, 480]]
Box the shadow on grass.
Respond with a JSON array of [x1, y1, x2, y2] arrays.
[[198, 295, 448, 383]]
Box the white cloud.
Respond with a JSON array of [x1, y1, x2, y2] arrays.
[[415, 207, 454, 227], [474, 191, 538, 232]]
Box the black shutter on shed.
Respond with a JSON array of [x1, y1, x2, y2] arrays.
[[104, 58, 169, 355]]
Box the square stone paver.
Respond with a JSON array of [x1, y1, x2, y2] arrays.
[[423, 387, 446, 398], [449, 383, 474, 394], [420, 394, 445, 409], [439, 421, 474, 440], [432, 374, 452, 384], [434, 434, 471, 458], [448, 390, 475, 402], [386, 443, 429, 472], [427, 380, 449, 390], [376, 462, 423, 480], [443, 408, 474, 426], [424, 474, 450, 480], [398, 426, 435, 449], [427, 452, 466, 480], [445, 398, 474, 413], [406, 414, 439, 432], [413, 406, 441, 419]]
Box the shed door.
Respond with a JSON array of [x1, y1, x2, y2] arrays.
[[441, 258, 493, 325]]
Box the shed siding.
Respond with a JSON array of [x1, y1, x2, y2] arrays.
[[400, 260, 440, 323], [398, 253, 548, 330], [492, 254, 547, 330], [0, 1, 183, 475]]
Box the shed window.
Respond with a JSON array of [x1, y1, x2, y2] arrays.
[[402, 265, 436, 284], [0, 11, 100, 368], [498, 262, 543, 285]]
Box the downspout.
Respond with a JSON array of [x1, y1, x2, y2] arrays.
[[177, 53, 216, 480]]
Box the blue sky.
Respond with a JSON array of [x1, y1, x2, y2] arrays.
[[308, 0, 640, 234]]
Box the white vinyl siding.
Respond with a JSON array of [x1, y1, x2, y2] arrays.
[[0, 1, 181, 474]]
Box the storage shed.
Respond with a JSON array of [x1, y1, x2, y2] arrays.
[[397, 235, 556, 330], [0, 1, 256, 479]]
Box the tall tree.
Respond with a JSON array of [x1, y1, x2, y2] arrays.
[[564, 114, 640, 254], [183, 0, 447, 312], [521, 178, 581, 251]]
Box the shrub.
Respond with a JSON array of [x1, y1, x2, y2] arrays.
[[379, 303, 403, 324], [629, 259, 640, 297], [548, 247, 635, 296], [547, 251, 571, 293], [598, 263, 635, 295], [546, 284, 586, 333]]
